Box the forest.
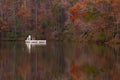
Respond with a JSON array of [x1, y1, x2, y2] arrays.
[[0, 0, 120, 44]]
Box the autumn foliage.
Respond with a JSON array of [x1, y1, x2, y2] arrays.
[[70, 0, 120, 23], [70, 1, 87, 21], [17, 5, 30, 19], [0, 0, 120, 41], [0, 18, 8, 31], [69, 0, 120, 41]]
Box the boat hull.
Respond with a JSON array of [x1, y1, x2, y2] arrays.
[[25, 40, 46, 44]]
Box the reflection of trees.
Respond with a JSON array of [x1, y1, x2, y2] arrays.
[[34, 42, 67, 80], [69, 43, 120, 80], [70, 61, 85, 80], [15, 42, 67, 80], [16, 56, 31, 80], [0, 43, 17, 80], [0, 42, 120, 80], [1, 41, 66, 80]]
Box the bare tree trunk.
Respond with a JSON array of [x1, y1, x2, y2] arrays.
[[12, 0, 16, 39], [115, 20, 120, 39], [35, 0, 38, 39], [0, 0, 4, 39]]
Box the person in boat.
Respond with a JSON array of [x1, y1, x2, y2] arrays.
[[27, 35, 31, 40]]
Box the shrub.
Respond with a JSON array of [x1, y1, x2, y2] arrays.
[[93, 32, 106, 42]]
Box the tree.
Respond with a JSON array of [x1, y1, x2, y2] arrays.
[[70, 0, 120, 40]]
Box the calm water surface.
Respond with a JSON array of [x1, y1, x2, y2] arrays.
[[0, 41, 120, 80]]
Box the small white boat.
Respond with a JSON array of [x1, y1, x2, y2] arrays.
[[25, 35, 46, 45], [25, 40, 46, 44]]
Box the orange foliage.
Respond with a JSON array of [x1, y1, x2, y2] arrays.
[[0, 18, 8, 31], [111, 0, 120, 13], [69, 0, 120, 33], [1, 26, 8, 30], [5, 0, 10, 2], [70, 62, 84, 80], [70, 0, 88, 21], [70, 0, 120, 21], [17, 5, 30, 19], [16, 60, 31, 79]]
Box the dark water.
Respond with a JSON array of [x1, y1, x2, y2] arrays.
[[0, 41, 120, 80]]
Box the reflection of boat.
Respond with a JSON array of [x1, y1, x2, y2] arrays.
[[26, 41, 46, 53], [25, 35, 46, 45]]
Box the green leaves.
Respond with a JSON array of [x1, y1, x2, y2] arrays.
[[85, 8, 99, 21], [15, 19, 23, 27]]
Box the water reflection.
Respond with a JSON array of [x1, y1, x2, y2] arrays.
[[0, 41, 120, 80], [26, 43, 46, 53]]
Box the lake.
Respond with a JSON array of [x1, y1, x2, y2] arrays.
[[0, 41, 120, 80]]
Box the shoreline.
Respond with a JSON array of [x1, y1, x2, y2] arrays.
[[0, 38, 120, 45]]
